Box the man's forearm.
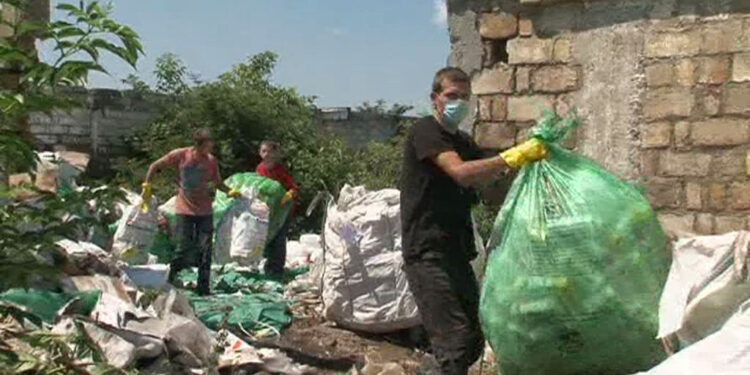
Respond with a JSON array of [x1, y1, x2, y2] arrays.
[[454, 155, 509, 187], [145, 163, 159, 182]]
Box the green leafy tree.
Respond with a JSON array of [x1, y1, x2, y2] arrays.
[[0, 0, 142, 286]]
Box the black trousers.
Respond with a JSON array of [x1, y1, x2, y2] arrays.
[[264, 217, 290, 277], [404, 255, 484, 375], [170, 214, 213, 295]]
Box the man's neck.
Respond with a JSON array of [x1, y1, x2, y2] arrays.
[[191, 146, 209, 159], [433, 113, 458, 134]]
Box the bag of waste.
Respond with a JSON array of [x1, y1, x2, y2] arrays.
[[214, 197, 270, 265], [322, 185, 420, 333], [480, 111, 670, 375], [657, 231, 750, 347], [223, 172, 292, 240], [0, 289, 101, 324], [112, 193, 159, 265], [638, 300, 750, 375]]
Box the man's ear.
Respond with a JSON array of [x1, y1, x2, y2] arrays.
[[430, 92, 438, 102]]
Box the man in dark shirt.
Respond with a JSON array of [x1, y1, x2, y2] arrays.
[[400, 67, 548, 375]]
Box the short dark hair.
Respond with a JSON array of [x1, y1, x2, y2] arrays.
[[432, 67, 470, 94], [260, 140, 279, 150], [193, 128, 212, 146]]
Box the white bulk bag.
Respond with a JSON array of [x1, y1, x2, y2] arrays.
[[658, 231, 750, 346], [321, 185, 420, 333]]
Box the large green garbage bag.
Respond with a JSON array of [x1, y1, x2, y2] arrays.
[[0, 289, 101, 324], [480, 112, 670, 375]]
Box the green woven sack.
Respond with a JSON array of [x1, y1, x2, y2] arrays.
[[480, 111, 670, 375]]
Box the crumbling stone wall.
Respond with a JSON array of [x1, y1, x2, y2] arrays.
[[448, 0, 750, 235], [317, 111, 406, 149]]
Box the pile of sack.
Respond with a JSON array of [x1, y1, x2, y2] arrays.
[[111, 173, 292, 267]]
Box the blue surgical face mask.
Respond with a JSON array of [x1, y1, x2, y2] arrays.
[[441, 100, 469, 130]]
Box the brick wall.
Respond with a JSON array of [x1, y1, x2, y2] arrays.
[[448, 0, 750, 235]]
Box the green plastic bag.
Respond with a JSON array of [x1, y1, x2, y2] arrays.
[[189, 293, 292, 334], [480, 111, 670, 375], [0, 289, 101, 324]]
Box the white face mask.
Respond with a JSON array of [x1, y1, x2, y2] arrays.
[[441, 99, 469, 130]]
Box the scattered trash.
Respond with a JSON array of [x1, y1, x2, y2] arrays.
[[122, 264, 171, 290]]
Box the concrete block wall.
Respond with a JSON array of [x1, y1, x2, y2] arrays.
[[29, 88, 159, 156], [448, 0, 750, 235]]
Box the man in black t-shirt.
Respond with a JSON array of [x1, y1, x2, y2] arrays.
[[400, 67, 548, 375]]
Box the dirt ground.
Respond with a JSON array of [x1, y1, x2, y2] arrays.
[[251, 314, 497, 375]]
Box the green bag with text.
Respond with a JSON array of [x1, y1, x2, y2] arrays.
[[480, 112, 670, 375]]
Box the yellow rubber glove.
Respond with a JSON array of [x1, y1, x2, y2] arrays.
[[140, 182, 152, 212], [500, 138, 549, 169], [227, 189, 242, 199], [281, 189, 296, 205]]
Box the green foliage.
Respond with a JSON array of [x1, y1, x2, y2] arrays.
[[0, 186, 124, 289], [0, 309, 135, 375], [0, 0, 140, 286]]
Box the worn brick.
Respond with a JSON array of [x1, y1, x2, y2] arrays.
[[733, 53, 750, 82], [641, 150, 660, 176], [472, 65, 514, 95], [479, 12, 518, 39], [708, 183, 726, 210], [552, 38, 572, 62], [729, 182, 750, 210], [712, 149, 748, 177], [490, 95, 508, 121], [697, 56, 730, 84], [531, 65, 579, 93], [475, 122, 516, 149], [645, 62, 673, 88], [747, 151, 750, 176], [641, 121, 672, 148], [715, 216, 746, 234], [519, 18, 533, 37], [659, 151, 711, 177], [674, 121, 691, 147], [645, 178, 683, 209], [723, 84, 750, 114], [658, 213, 695, 236], [701, 20, 745, 54], [478, 96, 493, 121], [645, 32, 701, 58], [690, 118, 750, 146], [644, 87, 694, 121], [508, 37, 553, 65], [507, 95, 554, 122], [516, 67, 531, 92], [674, 59, 696, 86], [686, 182, 702, 209], [695, 213, 714, 234], [698, 87, 721, 116]]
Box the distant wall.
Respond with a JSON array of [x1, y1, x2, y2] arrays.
[[29, 88, 159, 155], [317, 109, 410, 148]]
